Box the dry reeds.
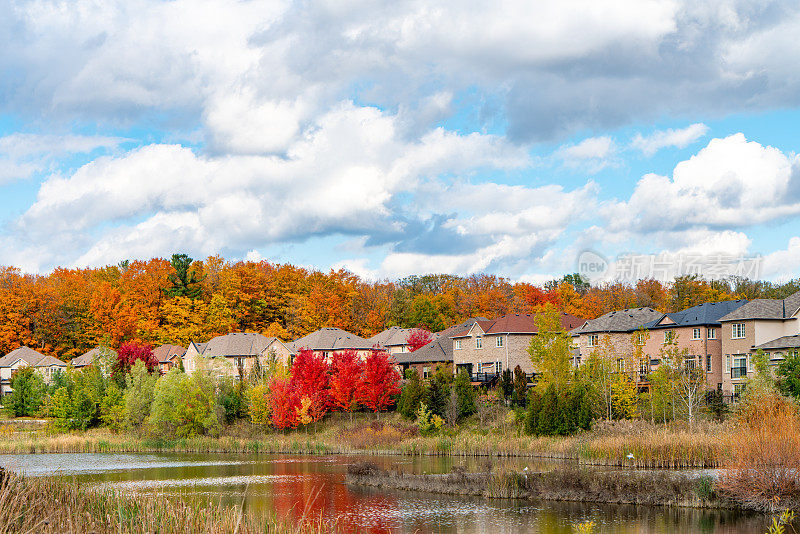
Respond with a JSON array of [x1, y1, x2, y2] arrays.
[[0, 469, 327, 534]]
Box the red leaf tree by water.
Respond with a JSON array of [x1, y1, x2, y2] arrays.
[[330, 349, 364, 417], [114, 342, 157, 375], [406, 328, 433, 352], [268, 377, 299, 429], [359, 350, 401, 416], [290, 348, 331, 423]]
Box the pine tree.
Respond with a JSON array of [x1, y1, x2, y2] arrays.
[[165, 253, 205, 299], [453, 370, 475, 418], [399, 369, 424, 419]]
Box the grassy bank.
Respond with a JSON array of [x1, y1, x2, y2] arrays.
[[0, 469, 325, 534], [0, 415, 726, 468], [346, 462, 733, 510]]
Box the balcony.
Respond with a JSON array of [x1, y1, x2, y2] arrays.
[[731, 367, 747, 379], [471, 372, 498, 384]]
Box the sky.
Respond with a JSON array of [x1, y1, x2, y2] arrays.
[[2, 0, 800, 283]]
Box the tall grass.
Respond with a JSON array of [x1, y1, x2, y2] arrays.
[[0, 469, 328, 534]]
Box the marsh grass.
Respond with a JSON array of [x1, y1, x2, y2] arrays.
[[0, 469, 328, 534]]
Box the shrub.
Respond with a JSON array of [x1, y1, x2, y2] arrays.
[[398, 369, 424, 419], [416, 402, 444, 436], [247, 382, 271, 426], [148, 370, 220, 437], [100, 382, 126, 432], [454, 370, 475, 418], [124, 360, 158, 430], [217, 378, 248, 424]]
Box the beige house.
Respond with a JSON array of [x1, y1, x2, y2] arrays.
[[638, 300, 748, 391], [572, 308, 663, 372], [0, 347, 67, 397], [289, 327, 376, 360], [368, 326, 416, 355], [452, 312, 584, 381], [184, 333, 293, 377], [153, 344, 186, 374], [718, 291, 800, 397], [71, 346, 117, 370]]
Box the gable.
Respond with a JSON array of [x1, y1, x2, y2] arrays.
[[467, 323, 485, 336], [657, 316, 676, 326]]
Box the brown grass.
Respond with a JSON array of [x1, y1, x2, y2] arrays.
[[0, 469, 328, 534], [718, 391, 800, 511]]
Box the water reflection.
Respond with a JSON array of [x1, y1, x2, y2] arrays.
[[0, 452, 771, 533]]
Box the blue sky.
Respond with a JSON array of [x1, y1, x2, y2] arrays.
[[2, 0, 800, 283]]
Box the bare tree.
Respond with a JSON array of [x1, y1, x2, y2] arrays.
[[445, 388, 460, 427]]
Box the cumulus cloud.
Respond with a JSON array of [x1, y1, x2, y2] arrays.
[[631, 123, 710, 156], [555, 136, 618, 173]]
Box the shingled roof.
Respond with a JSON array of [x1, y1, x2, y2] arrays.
[[571, 307, 662, 335], [200, 333, 278, 358], [292, 327, 374, 351], [451, 313, 584, 338], [719, 291, 800, 322], [0, 347, 67, 368], [368, 326, 414, 349], [72, 346, 117, 367], [645, 300, 749, 329], [754, 335, 800, 351], [153, 344, 186, 363], [394, 317, 487, 365]]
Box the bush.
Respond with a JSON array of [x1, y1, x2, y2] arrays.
[[247, 382, 271, 426], [398, 369, 423, 419], [124, 360, 158, 430], [49, 366, 107, 431], [217, 378, 248, 424], [148, 370, 220, 438], [525, 383, 593, 436], [416, 402, 444, 436], [454, 370, 475, 418], [6, 367, 45, 417], [100, 382, 126, 432]]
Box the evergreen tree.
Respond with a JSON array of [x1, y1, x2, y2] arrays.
[[424, 365, 451, 417], [6, 367, 45, 417], [453, 370, 476, 418], [511, 365, 528, 407], [165, 253, 205, 299], [777, 352, 800, 399], [499, 368, 513, 403], [399, 369, 424, 419]]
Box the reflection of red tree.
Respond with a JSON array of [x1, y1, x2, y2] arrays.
[[268, 459, 399, 533]]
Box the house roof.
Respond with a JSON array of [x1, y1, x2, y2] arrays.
[[571, 307, 663, 335], [451, 313, 584, 338], [719, 291, 800, 322], [153, 344, 187, 363], [200, 333, 276, 359], [394, 317, 487, 364], [0, 347, 66, 368], [72, 346, 117, 367], [645, 300, 749, 329], [754, 335, 800, 351], [292, 327, 375, 351], [368, 326, 415, 348]]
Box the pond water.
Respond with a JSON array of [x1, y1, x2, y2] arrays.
[[0, 452, 772, 533]]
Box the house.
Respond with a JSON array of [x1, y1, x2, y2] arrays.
[[0, 347, 67, 397], [452, 312, 585, 381], [368, 326, 416, 354], [572, 307, 664, 367], [394, 318, 487, 379], [183, 333, 293, 377], [71, 346, 117, 369], [718, 291, 800, 397], [752, 335, 800, 378], [639, 300, 748, 391], [152, 344, 186, 374], [289, 327, 376, 359]]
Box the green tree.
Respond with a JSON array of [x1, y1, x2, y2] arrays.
[[424, 365, 451, 417], [217, 377, 248, 423], [124, 360, 158, 430], [777, 351, 800, 399], [165, 253, 205, 299], [511, 365, 528, 407], [398, 369, 424, 419], [247, 382, 271, 426], [148, 370, 220, 437], [100, 382, 126, 432], [453, 370, 476, 418], [498, 368, 513, 404], [527, 305, 573, 393], [6, 367, 45, 417]]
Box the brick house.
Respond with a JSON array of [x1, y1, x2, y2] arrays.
[[452, 313, 584, 380], [718, 291, 800, 396], [184, 333, 293, 377], [152, 344, 186, 374], [394, 318, 486, 379], [572, 307, 664, 370], [639, 300, 748, 391]]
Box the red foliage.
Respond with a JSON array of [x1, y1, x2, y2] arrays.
[[406, 328, 433, 352], [290, 348, 331, 422], [329, 349, 364, 413], [268, 377, 299, 429], [114, 341, 157, 375], [359, 350, 401, 414]]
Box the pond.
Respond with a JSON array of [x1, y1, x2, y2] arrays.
[[0, 452, 772, 533]]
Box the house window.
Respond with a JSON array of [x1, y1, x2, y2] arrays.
[[588, 334, 598, 347], [734, 383, 746, 398], [664, 331, 675, 344], [476, 336, 483, 349], [496, 336, 504, 348], [455, 339, 462, 350], [692, 328, 701, 340], [495, 361, 502, 374], [726, 354, 731, 373], [423, 366, 430, 379], [706, 354, 711, 372], [732, 323, 746, 339], [685, 357, 696, 370], [707, 328, 717, 340], [636, 333, 646, 345], [616, 358, 625, 372], [732, 355, 747, 379]]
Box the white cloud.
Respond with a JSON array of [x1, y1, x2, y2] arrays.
[[555, 136, 618, 173], [631, 123, 709, 156]]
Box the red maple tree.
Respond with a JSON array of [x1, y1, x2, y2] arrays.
[[359, 350, 401, 417], [268, 377, 299, 429], [114, 341, 157, 375], [406, 328, 433, 352], [289, 348, 331, 423], [329, 349, 364, 418]]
